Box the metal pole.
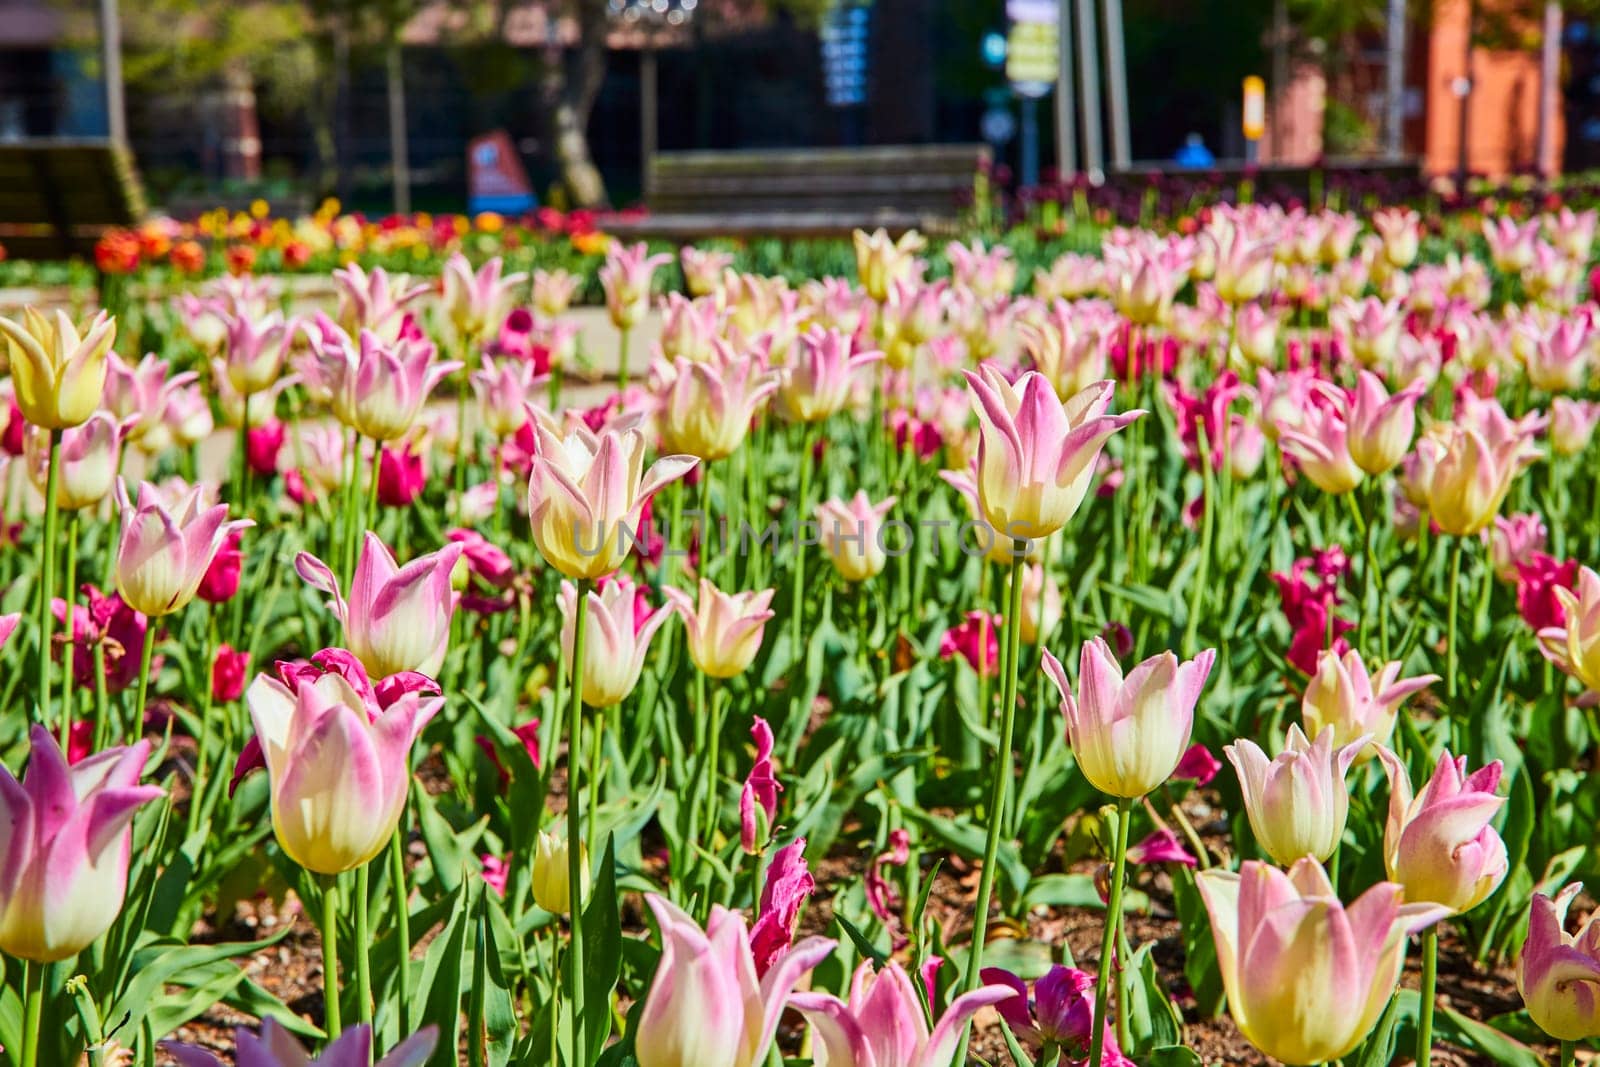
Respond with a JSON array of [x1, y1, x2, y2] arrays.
[[1075, 0, 1103, 176], [641, 44, 658, 198], [1384, 0, 1407, 158], [1020, 95, 1040, 187], [98, 0, 126, 144], [1100, 0, 1130, 170], [1456, 0, 1473, 187], [386, 40, 411, 215], [1537, 0, 1562, 176], [1055, 0, 1077, 177], [1271, 0, 1288, 159]]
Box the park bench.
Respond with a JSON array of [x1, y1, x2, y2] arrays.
[[0, 139, 147, 261], [611, 143, 991, 239]]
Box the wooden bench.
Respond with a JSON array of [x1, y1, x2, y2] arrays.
[[0, 139, 147, 261], [608, 143, 991, 238]]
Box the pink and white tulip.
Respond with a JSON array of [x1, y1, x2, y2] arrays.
[[964, 367, 1142, 540], [247, 666, 441, 874], [777, 326, 883, 423], [791, 959, 1016, 1067], [663, 579, 776, 679], [635, 893, 834, 1067], [1301, 648, 1438, 758], [1518, 884, 1600, 1041], [558, 575, 673, 707], [113, 479, 253, 618], [526, 423, 696, 579], [295, 533, 463, 679], [1043, 637, 1215, 798], [1225, 725, 1368, 866], [1196, 858, 1448, 1065], [1378, 748, 1508, 914], [0, 726, 162, 961]]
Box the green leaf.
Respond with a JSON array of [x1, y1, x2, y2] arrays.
[[833, 913, 891, 968], [479, 892, 518, 1067], [581, 835, 622, 1064], [415, 877, 472, 1066], [1123, 941, 1182, 1053], [1437, 1005, 1545, 1067], [1171, 868, 1224, 1019], [1351, 990, 1402, 1067], [1143, 1047, 1203, 1067]]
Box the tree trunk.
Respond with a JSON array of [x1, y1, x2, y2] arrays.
[[543, 0, 610, 208]]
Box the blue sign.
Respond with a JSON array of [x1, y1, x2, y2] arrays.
[[821, 1, 872, 108]]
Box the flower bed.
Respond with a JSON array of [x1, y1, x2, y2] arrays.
[[0, 198, 1595, 1066]]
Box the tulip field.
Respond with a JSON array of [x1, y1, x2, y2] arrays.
[[3, 195, 1600, 1067]]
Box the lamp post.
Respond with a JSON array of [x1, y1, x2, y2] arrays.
[[98, 0, 126, 144], [611, 0, 697, 201]]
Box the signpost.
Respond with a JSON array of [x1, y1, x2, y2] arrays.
[[467, 131, 535, 216], [822, 0, 871, 144], [1242, 74, 1266, 162], [1005, 0, 1058, 187]]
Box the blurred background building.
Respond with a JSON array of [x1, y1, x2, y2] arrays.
[[0, 0, 1584, 213]]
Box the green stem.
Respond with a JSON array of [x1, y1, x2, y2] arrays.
[[355, 862, 372, 1039], [36, 429, 60, 727], [1088, 795, 1134, 1067], [791, 423, 816, 672], [321, 874, 342, 1043], [1183, 427, 1216, 656], [567, 576, 591, 1060], [704, 681, 725, 838], [1560, 1039, 1576, 1067], [59, 512, 78, 752], [239, 394, 252, 519], [455, 356, 471, 521], [617, 327, 632, 393], [133, 624, 156, 728], [1416, 927, 1438, 1067], [587, 708, 606, 850], [20, 959, 43, 1067], [391, 826, 413, 1034], [1446, 538, 1464, 702], [959, 546, 1026, 1025], [469, 899, 488, 1067], [341, 429, 361, 584], [365, 436, 382, 535], [186, 612, 216, 839]]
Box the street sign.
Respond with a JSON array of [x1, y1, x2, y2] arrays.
[[1006, 19, 1058, 93], [1242, 75, 1266, 141], [821, 0, 872, 108], [981, 30, 1008, 68], [982, 105, 1017, 145]]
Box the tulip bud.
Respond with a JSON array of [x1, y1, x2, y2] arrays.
[[114, 480, 253, 618], [1043, 638, 1215, 799], [1197, 858, 1448, 1065], [533, 830, 588, 915], [1378, 747, 1508, 915], [0, 307, 116, 430], [558, 576, 672, 708], [1225, 725, 1368, 866], [25, 412, 122, 510], [663, 579, 775, 679], [1518, 884, 1600, 1042], [817, 491, 899, 583], [0, 727, 163, 961]]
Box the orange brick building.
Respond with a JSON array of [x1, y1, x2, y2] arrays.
[[1263, 0, 1563, 179]]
